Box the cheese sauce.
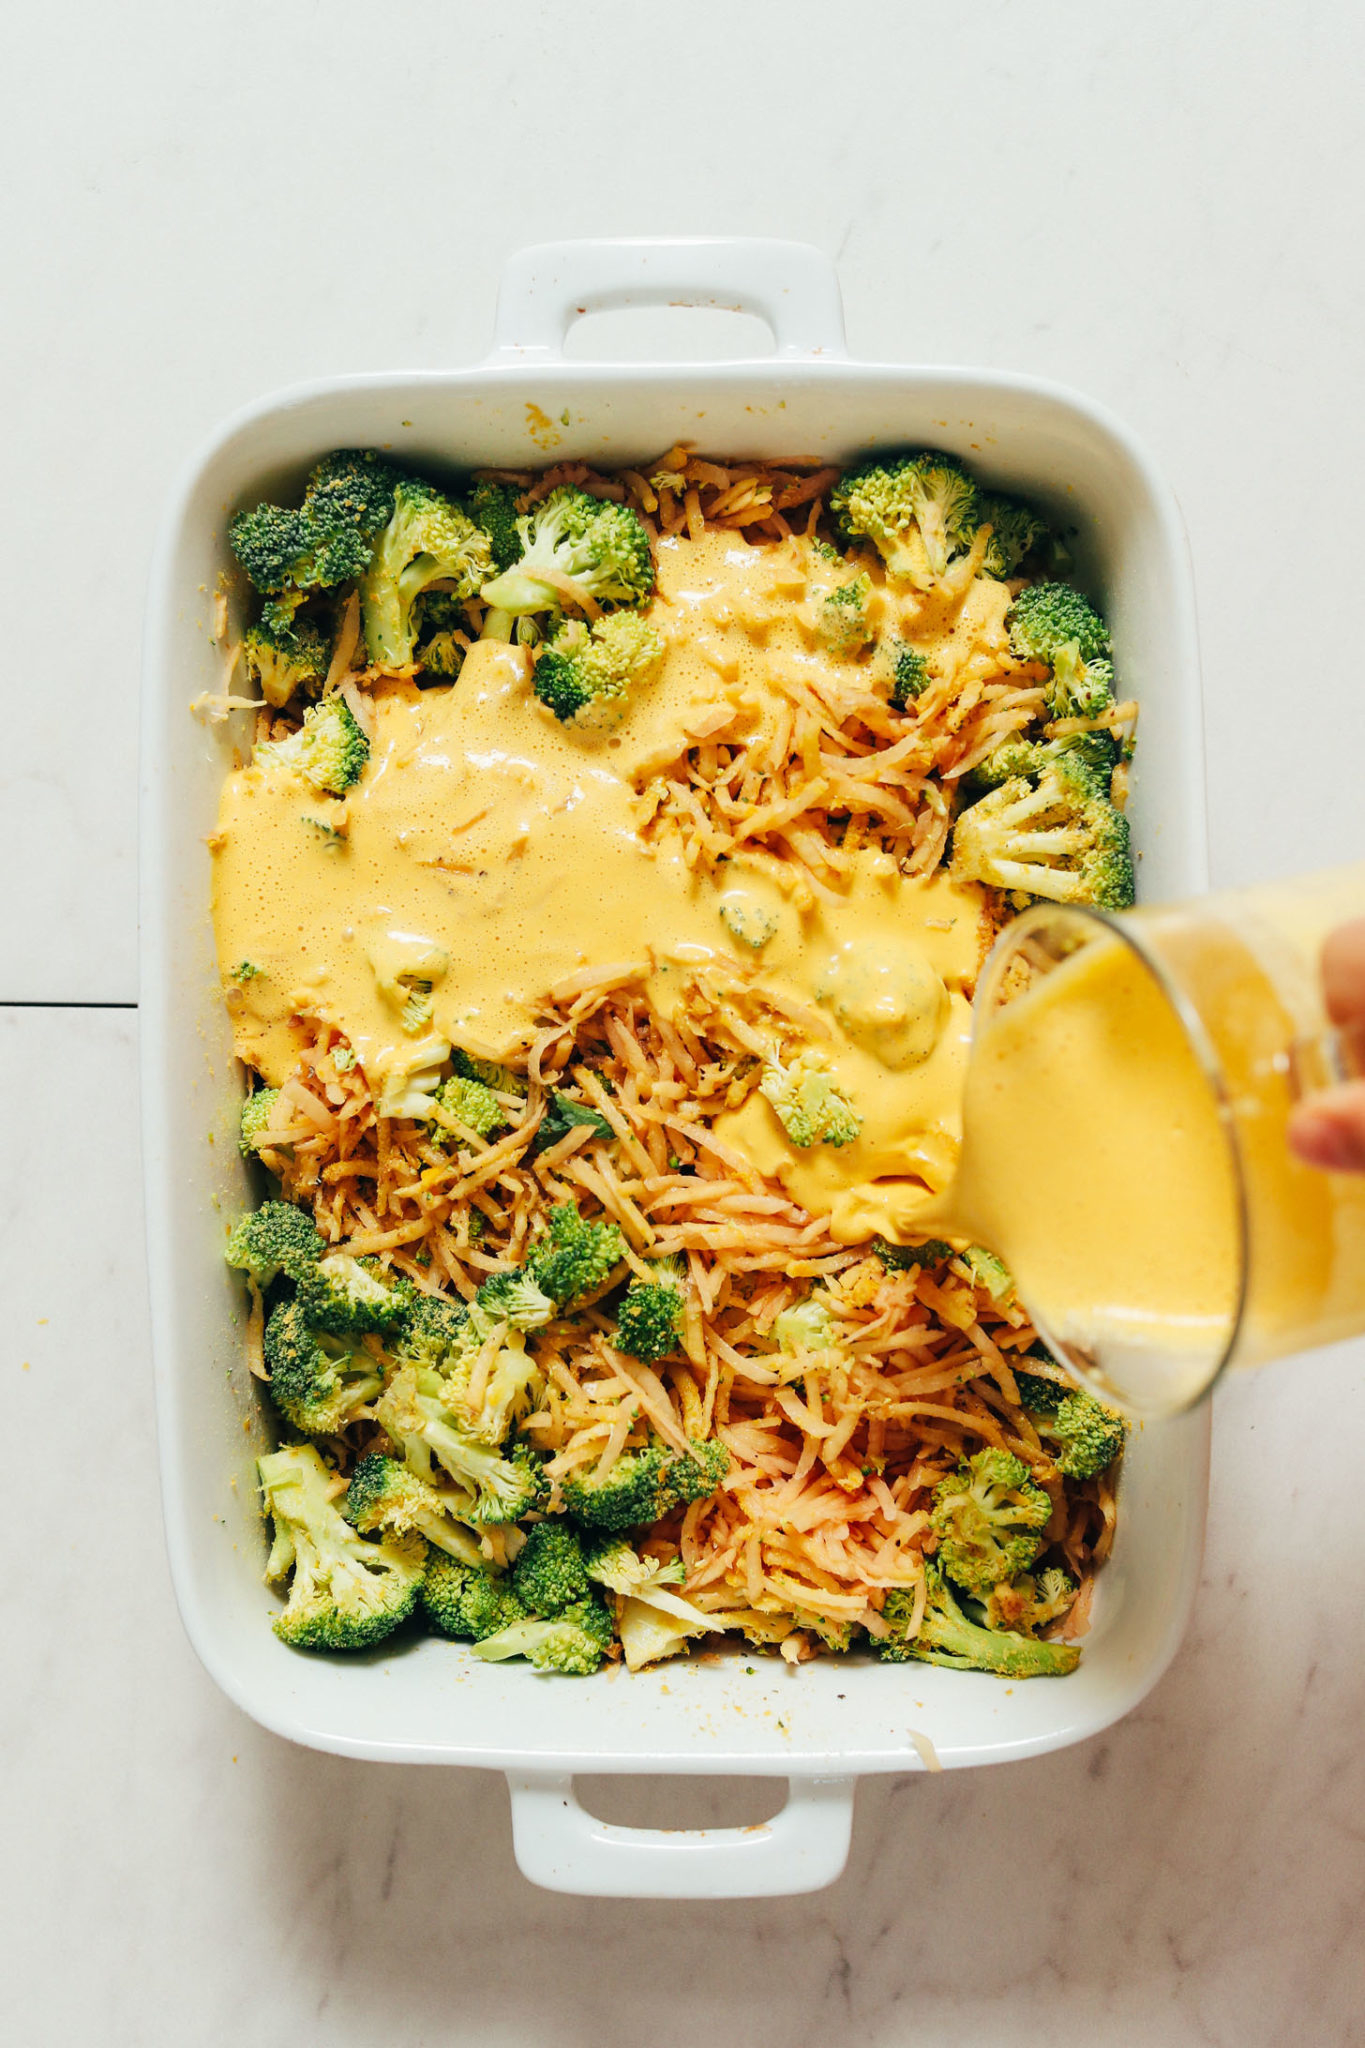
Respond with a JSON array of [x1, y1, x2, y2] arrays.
[[212, 531, 994, 1234]]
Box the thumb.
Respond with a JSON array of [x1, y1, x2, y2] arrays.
[[1288, 1082, 1365, 1174]]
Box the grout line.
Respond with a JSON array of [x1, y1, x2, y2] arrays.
[[0, 1001, 138, 1011]]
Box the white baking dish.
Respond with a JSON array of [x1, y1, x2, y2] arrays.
[[141, 238, 1210, 1899]]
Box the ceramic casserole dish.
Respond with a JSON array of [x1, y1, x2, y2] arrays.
[[141, 237, 1210, 1899]]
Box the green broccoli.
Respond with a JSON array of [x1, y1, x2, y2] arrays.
[[344, 1453, 484, 1565], [294, 1252, 408, 1335], [479, 486, 654, 638], [815, 573, 875, 657], [224, 1200, 323, 1286], [238, 1088, 283, 1157], [950, 755, 1134, 909], [431, 1073, 507, 1141], [450, 1047, 525, 1095], [963, 1246, 1014, 1304], [468, 479, 523, 573], [976, 493, 1050, 579], [472, 1595, 614, 1675], [967, 727, 1118, 795], [873, 1237, 954, 1271], [1006, 582, 1115, 718], [616, 1587, 717, 1671], [874, 1562, 1079, 1677], [525, 1203, 627, 1309], [888, 643, 931, 709], [614, 1259, 685, 1363], [985, 1564, 1078, 1635], [582, 1534, 686, 1597], [531, 1089, 614, 1155], [831, 451, 978, 588], [358, 476, 494, 669], [229, 450, 399, 604], [242, 614, 330, 709], [421, 1551, 526, 1641], [474, 1269, 557, 1332], [264, 1298, 384, 1437], [772, 1293, 838, 1352], [389, 1289, 471, 1374], [1014, 1366, 1126, 1478], [258, 1443, 424, 1651], [511, 1521, 592, 1615], [560, 1438, 729, 1532], [759, 1052, 861, 1148], [930, 1448, 1052, 1594], [531, 612, 666, 725], [376, 1366, 548, 1522], [256, 694, 370, 796], [412, 590, 468, 678]]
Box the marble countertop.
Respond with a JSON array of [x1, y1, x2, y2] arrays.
[[4, 2, 1364, 2041]]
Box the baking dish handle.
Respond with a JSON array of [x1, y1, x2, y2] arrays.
[[490, 237, 848, 363], [504, 1771, 856, 1898]]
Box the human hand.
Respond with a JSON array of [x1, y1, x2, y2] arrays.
[[1288, 917, 1365, 1173]]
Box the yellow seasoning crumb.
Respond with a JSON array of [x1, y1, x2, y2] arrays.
[[36, 1318, 48, 1326]]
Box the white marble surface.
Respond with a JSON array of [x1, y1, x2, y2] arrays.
[[6, 1, 1365, 2039], [5, 1006, 1365, 2043], [3, 1, 1365, 996]]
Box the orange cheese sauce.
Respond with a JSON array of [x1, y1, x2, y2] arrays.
[[212, 530, 999, 1233]]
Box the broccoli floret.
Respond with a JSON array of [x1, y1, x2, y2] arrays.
[[359, 477, 494, 670], [376, 1367, 548, 1522], [294, 1252, 408, 1335], [616, 1587, 717, 1671], [831, 451, 978, 588], [560, 1438, 729, 1532], [815, 573, 875, 657], [264, 1298, 384, 1437], [258, 1443, 424, 1651], [238, 1088, 283, 1157], [451, 1047, 525, 1095], [344, 1453, 483, 1565], [475, 1269, 556, 1332], [875, 1562, 1079, 1677], [472, 1595, 614, 1675], [985, 1564, 1078, 1635], [411, 590, 469, 678], [479, 486, 654, 636], [373, 1034, 452, 1121], [421, 1551, 526, 1641], [531, 612, 666, 725], [976, 493, 1050, 579], [242, 615, 330, 709], [950, 757, 1135, 909], [525, 1203, 626, 1309], [1006, 582, 1115, 717], [256, 694, 370, 796], [431, 1073, 507, 1140], [1014, 1366, 1127, 1478], [437, 1316, 545, 1448], [229, 450, 399, 602], [929, 1448, 1052, 1594], [389, 1290, 471, 1374], [759, 1051, 861, 1148], [531, 1089, 614, 1155], [963, 1246, 1014, 1304], [468, 479, 523, 573], [873, 1236, 954, 1271], [614, 1260, 685, 1363], [888, 643, 931, 709], [224, 1200, 323, 1286], [967, 727, 1119, 795], [582, 1534, 686, 1597], [772, 1294, 838, 1352], [511, 1521, 592, 1616]]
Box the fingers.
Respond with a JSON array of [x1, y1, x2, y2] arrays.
[[1288, 1081, 1365, 1174], [1320, 918, 1365, 1029]]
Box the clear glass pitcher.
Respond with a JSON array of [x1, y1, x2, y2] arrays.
[[956, 862, 1365, 1419]]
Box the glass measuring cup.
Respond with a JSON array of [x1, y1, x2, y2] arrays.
[[957, 862, 1365, 1419]]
